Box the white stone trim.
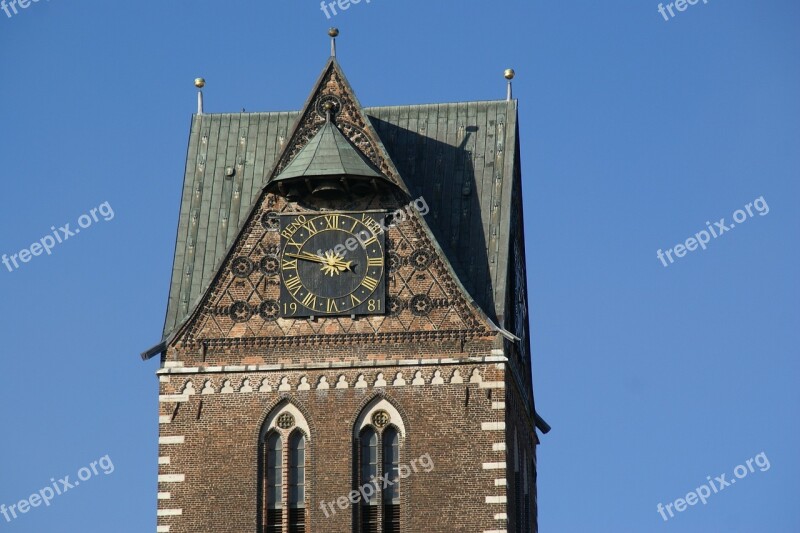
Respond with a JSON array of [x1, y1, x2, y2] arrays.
[[484, 529, 507, 533], [158, 395, 189, 403], [492, 443, 506, 451], [481, 422, 505, 431], [485, 495, 507, 504], [159, 376, 170, 383], [482, 462, 505, 470], [262, 402, 311, 439], [158, 456, 171, 465], [495, 478, 507, 486], [354, 398, 406, 438], [479, 381, 505, 389], [157, 526, 170, 532], [157, 492, 171, 500], [156, 356, 509, 375], [163, 361, 184, 368], [159, 436, 185, 445], [158, 474, 185, 483], [159, 415, 172, 424], [157, 509, 183, 517], [494, 513, 507, 520], [491, 402, 505, 410]]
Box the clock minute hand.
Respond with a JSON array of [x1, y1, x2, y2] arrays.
[[285, 252, 327, 265]]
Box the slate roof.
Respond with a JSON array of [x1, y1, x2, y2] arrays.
[[162, 100, 519, 339], [271, 117, 383, 183]]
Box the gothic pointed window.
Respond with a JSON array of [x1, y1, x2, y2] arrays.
[[288, 431, 306, 533], [360, 428, 379, 533], [263, 432, 282, 533], [259, 404, 311, 533], [382, 427, 400, 533], [355, 401, 406, 533]]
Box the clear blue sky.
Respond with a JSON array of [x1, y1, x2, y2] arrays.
[[0, 1, 797, 531]]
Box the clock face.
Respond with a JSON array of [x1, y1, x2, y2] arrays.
[[279, 212, 386, 317]]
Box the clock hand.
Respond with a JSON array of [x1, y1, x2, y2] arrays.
[[285, 252, 327, 265]]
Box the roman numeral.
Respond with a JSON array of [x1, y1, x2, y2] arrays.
[[361, 276, 379, 291], [302, 293, 317, 309], [282, 259, 298, 270], [284, 276, 302, 295], [367, 257, 384, 267], [362, 235, 378, 246], [350, 294, 362, 307], [303, 222, 318, 236], [325, 214, 339, 229], [327, 299, 339, 313], [285, 241, 302, 252]]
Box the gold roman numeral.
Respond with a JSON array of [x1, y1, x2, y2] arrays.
[[361, 276, 379, 291], [282, 259, 298, 270], [325, 214, 339, 229], [286, 240, 302, 252], [327, 299, 339, 313], [367, 257, 384, 267], [302, 293, 317, 308], [284, 276, 302, 295], [303, 222, 318, 236], [350, 294, 362, 307]]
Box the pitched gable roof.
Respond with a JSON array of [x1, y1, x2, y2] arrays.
[[156, 60, 520, 345]]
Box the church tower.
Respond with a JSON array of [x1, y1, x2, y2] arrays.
[[142, 30, 548, 533]]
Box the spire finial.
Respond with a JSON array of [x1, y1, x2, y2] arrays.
[[328, 27, 339, 57], [504, 69, 515, 101], [195, 77, 206, 114], [322, 102, 334, 122]]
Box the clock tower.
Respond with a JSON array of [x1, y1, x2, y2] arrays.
[[142, 31, 548, 533]]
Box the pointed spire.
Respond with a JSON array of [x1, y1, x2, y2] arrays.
[[329, 27, 339, 57]]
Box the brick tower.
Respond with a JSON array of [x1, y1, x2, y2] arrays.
[[141, 32, 548, 533]]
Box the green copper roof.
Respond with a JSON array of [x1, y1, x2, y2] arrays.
[[272, 119, 383, 182], [160, 100, 519, 340]]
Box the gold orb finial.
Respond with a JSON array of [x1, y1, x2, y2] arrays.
[[504, 69, 515, 80], [322, 102, 334, 111], [194, 77, 206, 89], [328, 27, 339, 38]]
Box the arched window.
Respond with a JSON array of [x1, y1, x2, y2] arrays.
[[263, 432, 282, 533], [288, 431, 306, 533], [258, 403, 311, 533], [355, 399, 406, 533], [382, 427, 400, 533], [360, 428, 379, 532]]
